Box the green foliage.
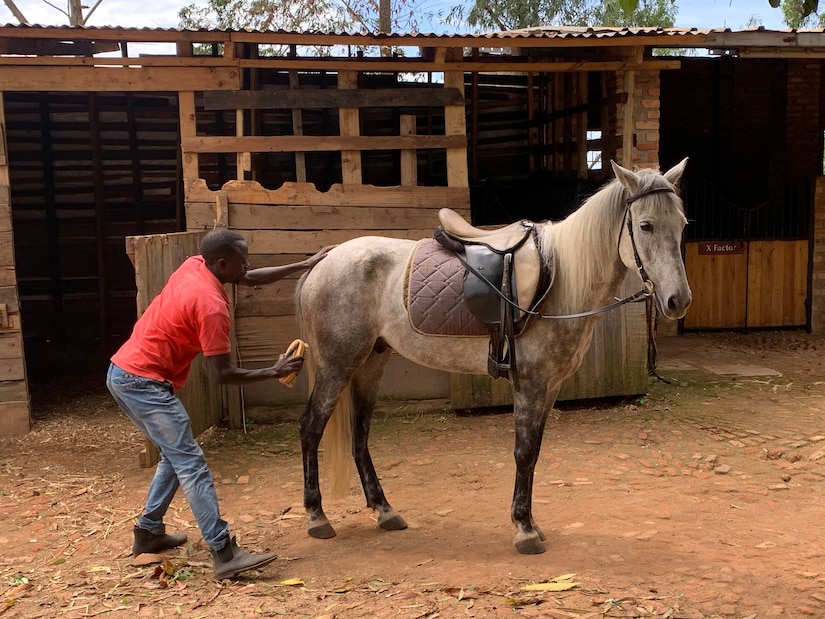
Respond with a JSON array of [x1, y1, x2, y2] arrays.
[[780, 0, 825, 27], [595, 0, 675, 26], [446, 0, 674, 31]]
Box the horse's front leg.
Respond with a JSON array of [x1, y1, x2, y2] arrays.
[[298, 383, 344, 540], [510, 384, 557, 554], [352, 351, 407, 531]]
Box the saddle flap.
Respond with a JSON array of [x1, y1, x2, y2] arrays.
[[463, 244, 509, 324]]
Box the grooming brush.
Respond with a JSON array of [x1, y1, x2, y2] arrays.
[[278, 338, 307, 387]]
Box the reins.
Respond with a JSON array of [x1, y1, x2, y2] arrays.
[[464, 185, 677, 321]]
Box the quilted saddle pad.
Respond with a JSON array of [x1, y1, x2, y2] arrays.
[[405, 238, 490, 337]]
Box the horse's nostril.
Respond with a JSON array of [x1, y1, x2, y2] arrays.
[[667, 295, 679, 312]]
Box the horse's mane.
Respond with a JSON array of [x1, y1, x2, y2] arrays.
[[545, 168, 677, 314]]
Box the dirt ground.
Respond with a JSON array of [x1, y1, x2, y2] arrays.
[[3, 330, 825, 618]]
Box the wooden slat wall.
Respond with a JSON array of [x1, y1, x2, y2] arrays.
[[125, 230, 227, 468], [683, 240, 808, 330], [683, 243, 748, 329], [747, 240, 808, 327], [186, 180, 471, 366], [0, 89, 30, 435], [450, 273, 649, 409]]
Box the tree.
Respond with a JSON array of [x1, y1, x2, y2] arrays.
[[617, 0, 821, 25], [177, 0, 431, 41], [3, 0, 104, 25], [780, 0, 825, 27], [445, 0, 674, 32]]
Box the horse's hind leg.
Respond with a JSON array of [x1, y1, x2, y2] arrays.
[[351, 346, 407, 531], [299, 374, 350, 540]]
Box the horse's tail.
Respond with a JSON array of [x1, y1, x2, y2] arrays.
[[295, 272, 355, 500]]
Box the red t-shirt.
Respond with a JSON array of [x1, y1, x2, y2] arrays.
[[111, 255, 231, 391]]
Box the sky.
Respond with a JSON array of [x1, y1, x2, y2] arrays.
[[0, 0, 789, 32]]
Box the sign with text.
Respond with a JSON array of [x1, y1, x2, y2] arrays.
[[698, 240, 745, 255]]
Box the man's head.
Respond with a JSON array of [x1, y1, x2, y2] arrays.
[[200, 228, 249, 285]]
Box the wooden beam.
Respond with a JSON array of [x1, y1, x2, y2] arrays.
[[288, 71, 306, 183], [182, 134, 466, 154], [444, 49, 468, 189], [203, 87, 465, 110], [0, 66, 241, 92], [400, 115, 418, 187], [338, 71, 362, 185], [234, 58, 681, 72], [179, 92, 199, 182], [622, 70, 635, 167], [0, 54, 682, 73], [184, 179, 470, 207]]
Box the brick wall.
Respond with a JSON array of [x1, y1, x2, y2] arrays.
[[616, 69, 660, 170]]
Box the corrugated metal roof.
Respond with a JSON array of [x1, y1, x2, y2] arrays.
[[2, 22, 825, 48]]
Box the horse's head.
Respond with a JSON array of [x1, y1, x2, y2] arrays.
[[612, 159, 692, 320]]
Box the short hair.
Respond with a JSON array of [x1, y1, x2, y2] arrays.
[[200, 228, 246, 261]]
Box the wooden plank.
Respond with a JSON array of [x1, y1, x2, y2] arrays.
[[0, 231, 13, 266], [0, 356, 25, 381], [0, 332, 23, 359], [0, 380, 27, 403], [0, 187, 11, 233], [288, 71, 307, 183], [400, 115, 418, 187], [182, 134, 466, 154], [0, 66, 241, 92], [622, 70, 635, 166], [203, 87, 465, 110], [0, 400, 30, 436], [241, 228, 431, 254], [0, 285, 19, 313], [443, 51, 468, 189], [179, 92, 199, 183], [449, 273, 648, 407], [746, 240, 808, 328], [128, 231, 220, 467], [682, 242, 747, 329], [236, 315, 306, 363], [338, 71, 362, 185], [186, 203, 459, 231], [185, 179, 470, 207]]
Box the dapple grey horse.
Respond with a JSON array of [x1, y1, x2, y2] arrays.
[[294, 159, 692, 554]]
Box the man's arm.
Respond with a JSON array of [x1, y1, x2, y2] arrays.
[[205, 352, 303, 385], [238, 246, 335, 287]]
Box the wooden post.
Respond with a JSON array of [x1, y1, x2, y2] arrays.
[[0, 91, 31, 437], [623, 70, 636, 167], [400, 114, 417, 187], [338, 71, 361, 185], [289, 71, 307, 183], [444, 48, 468, 189], [179, 91, 198, 182]]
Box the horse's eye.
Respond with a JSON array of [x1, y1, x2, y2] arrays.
[[640, 221, 654, 233]]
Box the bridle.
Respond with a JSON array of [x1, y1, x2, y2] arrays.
[[539, 184, 677, 320]]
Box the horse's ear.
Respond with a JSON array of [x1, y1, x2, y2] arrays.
[[663, 157, 689, 190], [610, 160, 641, 195]]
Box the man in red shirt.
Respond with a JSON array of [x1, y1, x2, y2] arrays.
[[107, 227, 330, 579]]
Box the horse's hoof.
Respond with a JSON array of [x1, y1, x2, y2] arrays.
[[378, 510, 408, 531], [308, 520, 337, 539], [514, 532, 546, 554]]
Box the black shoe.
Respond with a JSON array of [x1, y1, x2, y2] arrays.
[[132, 525, 187, 555], [211, 536, 277, 579]]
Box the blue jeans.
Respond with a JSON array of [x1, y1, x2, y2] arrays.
[[106, 363, 229, 552]]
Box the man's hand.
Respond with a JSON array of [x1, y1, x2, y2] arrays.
[[304, 245, 336, 270], [272, 352, 304, 378]]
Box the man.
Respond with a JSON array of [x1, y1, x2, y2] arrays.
[[107, 227, 330, 579]]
